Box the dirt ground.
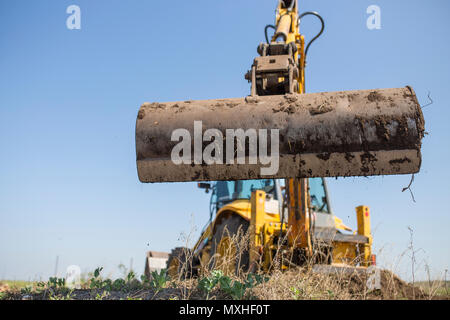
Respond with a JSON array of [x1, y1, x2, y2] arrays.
[[2, 268, 448, 300]]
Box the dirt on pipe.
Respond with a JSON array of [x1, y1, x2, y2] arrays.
[[136, 87, 425, 182]]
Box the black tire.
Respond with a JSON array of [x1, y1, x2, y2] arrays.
[[210, 215, 250, 274], [166, 247, 197, 279]]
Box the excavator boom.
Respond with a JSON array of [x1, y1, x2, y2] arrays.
[[135, 0, 425, 184]]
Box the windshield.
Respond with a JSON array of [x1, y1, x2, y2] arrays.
[[235, 180, 275, 199], [309, 178, 329, 213], [216, 181, 235, 204], [212, 178, 328, 214], [214, 179, 276, 210]]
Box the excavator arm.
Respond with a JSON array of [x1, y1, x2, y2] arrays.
[[136, 0, 424, 183]]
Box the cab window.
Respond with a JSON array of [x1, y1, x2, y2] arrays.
[[214, 179, 276, 210], [309, 178, 329, 213]]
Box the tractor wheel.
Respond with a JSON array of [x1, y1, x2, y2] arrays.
[[210, 215, 250, 275], [166, 247, 197, 279]]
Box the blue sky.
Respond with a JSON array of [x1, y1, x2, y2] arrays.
[[0, 0, 449, 281]]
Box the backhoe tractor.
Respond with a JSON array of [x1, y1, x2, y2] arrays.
[[139, 0, 424, 282], [145, 178, 374, 279]]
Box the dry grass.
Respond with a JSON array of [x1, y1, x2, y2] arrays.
[[1, 226, 447, 300], [0, 268, 441, 300], [154, 226, 435, 300], [251, 267, 430, 300]]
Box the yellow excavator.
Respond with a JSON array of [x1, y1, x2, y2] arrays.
[[138, 1, 425, 279]]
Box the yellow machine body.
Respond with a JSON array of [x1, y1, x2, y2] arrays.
[[179, 188, 374, 278]]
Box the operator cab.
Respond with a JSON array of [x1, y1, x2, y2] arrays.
[[215, 179, 278, 208], [199, 178, 332, 221], [309, 178, 330, 214]]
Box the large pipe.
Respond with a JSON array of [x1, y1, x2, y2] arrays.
[[136, 87, 425, 183]]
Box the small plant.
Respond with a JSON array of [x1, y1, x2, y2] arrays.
[[48, 277, 66, 289], [140, 274, 150, 286], [219, 273, 267, 300], [42, 276, 73, 299], [85, 267, 145, 293], [126, 271, 136, 283], [20, 285, 33, 295], [198, 270, 267, 300], [149, 269, 169, 292], [217, 276, 245, 299], [111, 278, 127, 291], [290, 287, 303, 300], [101, 279, 113, 291], [327, 289, 335, 299], [198, 270, 224, 300], [49, 289, 74, 300], [89, 267, 104, 289], [95, 291, 109, 300]]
